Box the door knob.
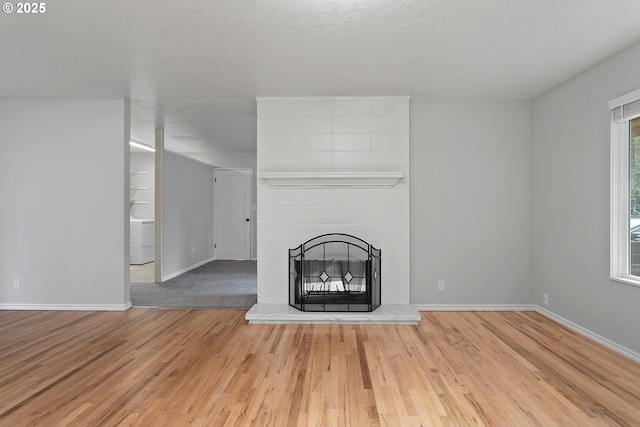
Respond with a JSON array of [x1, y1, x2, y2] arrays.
[[246, 218, 250, 222]]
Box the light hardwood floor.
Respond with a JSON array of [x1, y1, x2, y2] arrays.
[[1, 309, 639, 426]]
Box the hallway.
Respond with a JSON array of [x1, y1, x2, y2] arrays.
[[130, 260, 256, 308]]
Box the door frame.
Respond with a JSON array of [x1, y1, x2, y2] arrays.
[[213, 168, 253, 260]]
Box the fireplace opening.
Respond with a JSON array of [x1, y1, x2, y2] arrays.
[[289, 233, 381, 312]]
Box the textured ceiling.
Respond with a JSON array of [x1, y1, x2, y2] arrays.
[[2, 0, 640, 157]]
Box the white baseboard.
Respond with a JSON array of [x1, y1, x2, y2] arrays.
[[0, 302, 132, 311], [536, 306, 640, 364], [161, 256, 215, 282], [413, 304, 535, 311]]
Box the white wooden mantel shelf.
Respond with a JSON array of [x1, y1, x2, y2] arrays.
[[261, 171, 404, 188]]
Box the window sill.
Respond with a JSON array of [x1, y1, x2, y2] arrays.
[[609, 276, 640, 288]]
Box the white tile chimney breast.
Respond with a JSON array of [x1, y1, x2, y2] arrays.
[[256, 96, 410, 305]]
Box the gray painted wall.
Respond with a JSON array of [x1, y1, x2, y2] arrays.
[[410, 99, 535, 306], [162, 151, 215, 279], [534, 40, 640, 355], [0, 100, 129, 308]]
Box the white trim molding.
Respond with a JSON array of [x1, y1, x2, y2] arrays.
[[261, 170, 404, 188], [609, 88, 640, 110], [413, 304, 535, 311], [161, 256, 216, 282], [536, 307, 640, 364], [609, 87, 640, 286], [0, 303, 132, 311]]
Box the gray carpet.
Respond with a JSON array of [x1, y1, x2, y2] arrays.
[[130, 260, 257, 308]]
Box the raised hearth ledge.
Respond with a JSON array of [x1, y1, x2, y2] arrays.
[[261, 170, 404, 188], [245, 304, 420, 325]]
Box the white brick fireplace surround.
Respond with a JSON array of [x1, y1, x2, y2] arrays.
[[248, 96, 419, 324]]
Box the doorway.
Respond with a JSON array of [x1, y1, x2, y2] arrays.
[[129, 143, 156, 284], [214, 168, 252, 260], [129, 164, 257, 308]]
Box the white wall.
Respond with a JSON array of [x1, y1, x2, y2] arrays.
[[535, 40, 640, 355], [130, 152, 155, 220], [161, 151, 214, 280], [410, 99, 535, 307], [257, 97, 410, 304], [0, 100, 129, 309]]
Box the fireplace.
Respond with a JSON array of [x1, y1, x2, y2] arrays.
[[289, 233, 381, 312]]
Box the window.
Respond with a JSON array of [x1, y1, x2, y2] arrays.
[[610, 89, 640, 285]]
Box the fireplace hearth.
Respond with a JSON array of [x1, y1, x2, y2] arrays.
[[289, 233, 381, 312]]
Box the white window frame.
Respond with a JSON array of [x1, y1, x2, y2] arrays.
[[610, 88, 640, 287]]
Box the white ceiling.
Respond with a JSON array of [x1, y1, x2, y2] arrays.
[[2, 0, 640, 159]]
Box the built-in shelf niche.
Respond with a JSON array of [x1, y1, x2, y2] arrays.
[[261, 171, 404, 188], [130, 170, 150, 207]]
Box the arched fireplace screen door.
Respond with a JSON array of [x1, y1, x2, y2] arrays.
[[289, 233, 381, 312]]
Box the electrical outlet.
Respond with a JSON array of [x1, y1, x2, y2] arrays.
[[13, 279, 20, 290], [543, 293, 549, 305], [438, 280, 445, 291]]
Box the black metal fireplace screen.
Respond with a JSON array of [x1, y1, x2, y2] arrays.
[[289, 233, 381, 312]]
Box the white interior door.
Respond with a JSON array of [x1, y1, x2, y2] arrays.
[[214, 168, 251, 260]]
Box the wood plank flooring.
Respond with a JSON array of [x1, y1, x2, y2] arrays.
[[1, 309, 639, 426]]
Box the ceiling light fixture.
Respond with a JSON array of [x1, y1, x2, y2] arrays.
[[129, 141, 155, 152]]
